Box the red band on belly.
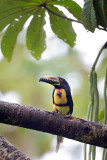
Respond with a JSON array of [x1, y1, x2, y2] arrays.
[[54, 102, 69, 107]]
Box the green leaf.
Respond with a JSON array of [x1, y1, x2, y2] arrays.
[[1, 14, 30, 61], [93, 0, 107, 28], [82, 0, 97, 32], [104, 0, 107, 18], [0, 0, 40, 32], [26, 8, 46, 60], [47, 0, 82, 21], [48, 6, 76, 47], [0, 0, 46, 61]]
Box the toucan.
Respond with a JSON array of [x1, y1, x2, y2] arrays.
[[39, 76, 73, 152]]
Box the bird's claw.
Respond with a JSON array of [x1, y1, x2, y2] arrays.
[[63, 114, 72, 119]]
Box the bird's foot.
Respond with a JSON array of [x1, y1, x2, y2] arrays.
[[63, 114, 72, 119]]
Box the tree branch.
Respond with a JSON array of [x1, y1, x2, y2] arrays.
[[0, 101, 107, 148], [0, 134, 30, 160]]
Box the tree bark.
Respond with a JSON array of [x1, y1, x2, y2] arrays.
[[0, 100, 107, 148], [0, 134, 30, 160]]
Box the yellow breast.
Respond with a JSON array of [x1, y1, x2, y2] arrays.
[[53, 103, 70, 114], [54, 89, 67, 105]]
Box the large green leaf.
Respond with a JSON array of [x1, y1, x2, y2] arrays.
[[0, 0, 45, 60], [1, 14, 30, 61], [0, 0, 80, 61], [26, 8, 46, 60], [0, 0, 40, 32], [93, 0, 107, 28], [48, 6, 76, 47], [82, 0, 97, 32], [47, 0, 82, 21]]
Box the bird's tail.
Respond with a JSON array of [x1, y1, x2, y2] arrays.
[[56, 136, 64, 153]]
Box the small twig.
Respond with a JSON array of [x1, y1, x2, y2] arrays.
[[91, 42, 107, 71], [44, 5, 82, 24], [97, 26, 107, 32]]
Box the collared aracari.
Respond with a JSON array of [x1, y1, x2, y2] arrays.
[[39, 76, 73, 152]]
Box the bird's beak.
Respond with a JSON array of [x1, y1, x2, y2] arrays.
[[39, 76, 60, 86]]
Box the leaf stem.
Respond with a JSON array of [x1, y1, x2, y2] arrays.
[[44, 5, 82, 24], [91, 42, 107, 71]]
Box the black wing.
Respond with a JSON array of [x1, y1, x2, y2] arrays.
[[52, 88, 55, 104], [66, 89, 73, 114]]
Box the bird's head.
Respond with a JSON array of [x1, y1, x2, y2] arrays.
[[39, 76, 70, 89]]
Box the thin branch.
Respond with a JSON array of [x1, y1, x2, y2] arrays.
[[0, 134, 30, 160], [97, 26, 107, 32], [91, 42, 107, 71], [0, 101, 107, 148]]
